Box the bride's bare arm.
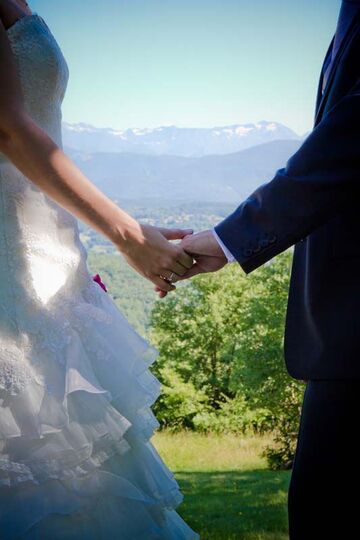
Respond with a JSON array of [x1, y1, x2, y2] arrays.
[[0, 19, 193, 291]]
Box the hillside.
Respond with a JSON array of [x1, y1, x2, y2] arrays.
[[66, 139, 301, 203]]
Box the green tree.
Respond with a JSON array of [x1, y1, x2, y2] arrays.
[[229, 250, 305, 469], [150, 265, 245, 407], [150, 249, 305, 468]]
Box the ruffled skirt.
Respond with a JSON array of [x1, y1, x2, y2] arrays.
[[0, 274, 199, 539]]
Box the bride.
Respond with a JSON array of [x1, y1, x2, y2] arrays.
[[0, 1, 199, 538]]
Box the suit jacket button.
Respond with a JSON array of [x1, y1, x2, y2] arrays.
[[244, 248, 253, 256], [252, 245, 261, 253], [259, 238, 269, 248], [268, 234, 277, 244]]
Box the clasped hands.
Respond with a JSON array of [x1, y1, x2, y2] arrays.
[[154, 229, 228, 298], [116, 222, 227, 297]]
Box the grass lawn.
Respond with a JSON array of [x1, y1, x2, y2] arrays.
[[152, 432, 291, 540]]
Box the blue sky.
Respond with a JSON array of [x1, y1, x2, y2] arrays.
[[31, 0, 340, 135]]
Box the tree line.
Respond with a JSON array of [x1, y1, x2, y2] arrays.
[[149, 249, 305, 469]]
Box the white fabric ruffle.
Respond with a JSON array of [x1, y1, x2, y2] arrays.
[[0, 281, 199, 539]]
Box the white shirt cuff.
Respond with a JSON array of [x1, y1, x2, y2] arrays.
[[212, 228, 236, 263]]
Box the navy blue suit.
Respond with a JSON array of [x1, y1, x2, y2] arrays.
[[215, 6, 360, 537], [215, 10, 360, 381]]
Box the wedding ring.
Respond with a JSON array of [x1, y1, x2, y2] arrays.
[[168, 272, 176, 283], [159, 272, 175, 283]]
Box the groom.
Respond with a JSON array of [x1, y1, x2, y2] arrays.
[[161, 1, 360, 538]]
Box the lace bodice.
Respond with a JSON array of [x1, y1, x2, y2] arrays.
[[0, 12, 95, 396], [0, 13, 69, 161]]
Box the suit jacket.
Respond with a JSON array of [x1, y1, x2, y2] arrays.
[[215, 10, 360, 380]]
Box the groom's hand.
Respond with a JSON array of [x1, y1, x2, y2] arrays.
[[180, 230, 228, 277], [155, 230, 227, 298]]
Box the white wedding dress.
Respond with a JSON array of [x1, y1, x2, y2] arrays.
[[0, 12, 199, 540]]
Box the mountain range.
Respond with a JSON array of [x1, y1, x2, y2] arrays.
[[62, 120, 301, 157], [65, 138, 302, 203]]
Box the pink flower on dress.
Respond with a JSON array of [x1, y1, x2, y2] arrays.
[[92, 273, 108, 292]]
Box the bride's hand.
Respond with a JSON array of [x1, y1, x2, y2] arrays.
[[115, 222, 194, 292]]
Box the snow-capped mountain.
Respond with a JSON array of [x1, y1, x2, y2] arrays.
[[62, 121, 300, 157]]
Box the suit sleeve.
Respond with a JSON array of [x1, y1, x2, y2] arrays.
[[214, 79, 360, 274]]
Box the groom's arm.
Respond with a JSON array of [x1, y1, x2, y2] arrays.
[[214, 79, 360, 274]]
